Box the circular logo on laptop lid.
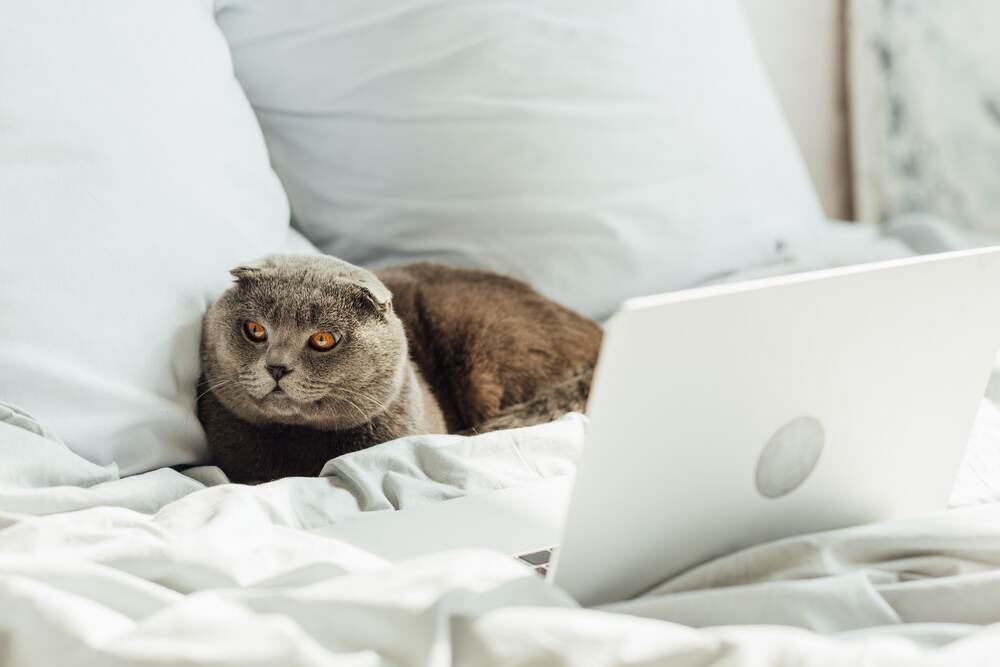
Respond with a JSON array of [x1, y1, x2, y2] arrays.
[[755, 416, 825, 499]]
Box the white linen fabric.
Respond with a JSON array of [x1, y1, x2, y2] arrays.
[[0, 0, 290, 475], [216, 0, 827, 320], [2, 218, 998, 664], [2, 400, 1000, 666]]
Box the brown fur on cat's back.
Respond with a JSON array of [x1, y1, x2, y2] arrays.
[[376, 263, 603, 432]]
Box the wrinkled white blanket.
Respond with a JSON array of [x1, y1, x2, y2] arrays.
[[4, 221, 1000, 666], [2, 398, 1000, 666]]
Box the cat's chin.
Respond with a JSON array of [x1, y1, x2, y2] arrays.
[[257, 390, 305, 414], [246, 391, 347, 429], [227, 387, 308, 423], [264, 388, 289, 400], [223, 384, 380, 431]]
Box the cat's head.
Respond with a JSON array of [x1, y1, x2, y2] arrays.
[[201, 254, 406, 430]]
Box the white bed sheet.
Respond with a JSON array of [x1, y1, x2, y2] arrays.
[[3, 220, 1000, 666], [2, 399, 1000, 666]]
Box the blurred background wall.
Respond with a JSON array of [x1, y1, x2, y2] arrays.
[[742, 0, 1000, 233]]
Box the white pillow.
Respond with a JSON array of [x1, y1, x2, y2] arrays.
[[216, 0, 826, 319], [0, 0, 290, 475]]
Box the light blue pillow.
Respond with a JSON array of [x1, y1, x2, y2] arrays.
[[218, 0, 826, 319]]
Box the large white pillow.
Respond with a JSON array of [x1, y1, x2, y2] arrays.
[[217, 0, 826, 319], [0, 0, 290, 475]]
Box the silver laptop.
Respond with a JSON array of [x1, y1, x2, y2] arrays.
[[315, 247, 1000, 606]]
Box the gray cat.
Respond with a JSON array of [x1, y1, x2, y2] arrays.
[[198, 254, 602, 483]]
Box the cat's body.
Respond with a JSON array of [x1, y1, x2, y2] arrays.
[[377, 262, 600, 433], [198, 255, 601, 483]]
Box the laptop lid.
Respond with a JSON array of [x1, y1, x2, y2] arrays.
[[551, 247, 1000, 606]]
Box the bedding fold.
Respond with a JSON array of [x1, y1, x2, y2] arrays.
[[4, 405, 1000, 664]]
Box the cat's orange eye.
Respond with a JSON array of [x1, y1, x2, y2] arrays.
[[243, 320, 268, 342], [309, 330, 341, 351]]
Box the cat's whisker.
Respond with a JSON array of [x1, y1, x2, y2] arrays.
[[334, 386, 389, 415], [333, 395, 370, 426], [196, 379, 236, 402], [294, 389, 327, 402]]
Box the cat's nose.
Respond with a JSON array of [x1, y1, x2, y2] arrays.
[[267, 365, 292, 382]]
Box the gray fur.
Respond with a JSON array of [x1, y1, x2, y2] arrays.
[[198, 254, 445, 482], [467, 365, 594, 434]]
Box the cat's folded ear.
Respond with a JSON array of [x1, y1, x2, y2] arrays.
[[230, 265, 263, 282], [364, 290, 393, 315], [348, 279, 393, 317], [229, 257, 276, 282]]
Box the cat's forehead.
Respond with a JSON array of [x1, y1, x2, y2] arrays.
[[228, 278, 358, 328], [233, 254, 378, 286], [220, 254, 390, 329]]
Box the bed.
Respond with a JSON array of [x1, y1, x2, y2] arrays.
[[3, 222, 1000, 665], [3, 352, 1000, 665], [4, 2, 1000, 665]]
